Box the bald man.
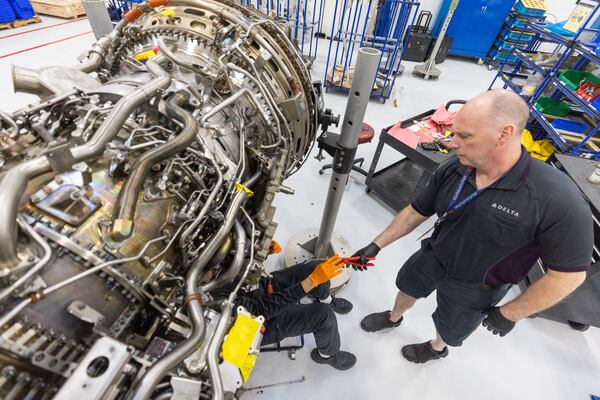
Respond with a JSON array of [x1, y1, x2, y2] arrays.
[[351, 89, 593, 363]]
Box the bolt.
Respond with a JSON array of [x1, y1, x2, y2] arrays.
[[55, 177, 64, 184], [48, 360, 57, 368], [77, 303, 86, 310]]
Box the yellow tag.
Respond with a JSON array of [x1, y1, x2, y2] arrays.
[[134, 49, 157, 61], [161, 8, 175, 16], [235, 183, 254, 197]]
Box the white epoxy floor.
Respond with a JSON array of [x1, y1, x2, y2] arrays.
[[1, 15, 599, 400]]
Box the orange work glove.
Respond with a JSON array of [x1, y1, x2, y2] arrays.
[[308, 256, 345, 287]]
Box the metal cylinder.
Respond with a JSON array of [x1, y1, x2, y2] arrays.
[[314, 47, 381, 258], [81, 0, 114, 39]]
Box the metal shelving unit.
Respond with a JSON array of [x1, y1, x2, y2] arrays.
[[489, 1, 600, 158], [323, 0, 420, 103]]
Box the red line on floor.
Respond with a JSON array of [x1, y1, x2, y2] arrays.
[[0, 31, 94, 59], [0, 17, 89, 40]]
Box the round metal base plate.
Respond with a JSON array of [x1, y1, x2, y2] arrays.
[[284, 228, 353, 292]]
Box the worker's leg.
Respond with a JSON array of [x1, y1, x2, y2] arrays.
[[263, 302, 339, 353], [262, 302, 356, 370], [361, 249, 444, 332], [402, 278, 510, 363], [389, 290, 417, 322]]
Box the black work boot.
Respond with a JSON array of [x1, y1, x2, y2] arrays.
[[360, 310, 403, 332], [401, 341, 449, 364], [328, 296, 353, 314], [310, 348, 356, 370]]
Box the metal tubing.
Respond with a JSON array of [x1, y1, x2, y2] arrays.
[[202, 220, 246, 292], [0, 111, 18, 134], [132, 174, 257, 400], [0, 58, 171, 270], [11, 65, 60, 96], [207, 301, 233, 400], [111, 92, 199, 240], [0, 218, 52, 304], [314, 47, 380, 258]]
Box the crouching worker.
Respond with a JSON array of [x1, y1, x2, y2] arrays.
[[210, 256, 357, 370]]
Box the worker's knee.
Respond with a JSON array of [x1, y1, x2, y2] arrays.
[[312, 303, 336, 328]]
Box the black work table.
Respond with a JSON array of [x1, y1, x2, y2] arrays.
[[365, 125, 453, 212], [522, 154, 600, 330]]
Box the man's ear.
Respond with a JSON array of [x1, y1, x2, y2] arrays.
[[497, 123, 515, 146]]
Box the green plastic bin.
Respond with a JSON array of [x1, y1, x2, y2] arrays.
[[534, 97, 571, 117], [558, 69, 600, 90]]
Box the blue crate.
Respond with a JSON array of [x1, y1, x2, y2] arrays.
[[508, 16, 528, 30], [0, 0, 16, 23], [490, 48, 518, 64], [8, 0, 34, 20], [494, 38, 528, 52], [501, 27, 535, 42], [515, 0, 546, 17]]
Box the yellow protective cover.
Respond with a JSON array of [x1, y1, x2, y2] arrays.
[[521, 129, 554, 161], [222, 313, 262, 382]]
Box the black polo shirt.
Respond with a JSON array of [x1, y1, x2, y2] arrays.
[[411, 149, 593, 285]]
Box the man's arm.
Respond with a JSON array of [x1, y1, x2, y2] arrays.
[[373, 205, 429, 249], [500, 269, 586, 321], [237, 279, 313, 320]]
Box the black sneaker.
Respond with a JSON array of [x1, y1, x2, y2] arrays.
[[401, 341, 448, 364], [328, 296, 353, 314], [360, 311, 403, 332], [310, 348, 356, 370]]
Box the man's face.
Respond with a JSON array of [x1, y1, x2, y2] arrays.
[[446, 105, 501, 168]]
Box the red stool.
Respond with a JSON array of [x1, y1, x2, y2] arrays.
[[318, 122, 375, 176]]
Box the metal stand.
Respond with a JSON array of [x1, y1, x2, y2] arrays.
[[285, 47, 381, 288], [413, 0, 459, 80]]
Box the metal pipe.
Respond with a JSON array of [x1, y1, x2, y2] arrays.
[[229, 208, 254, 302], [314, 47, 380, 258], [0, 111, 18, 134], [0, 218, 52, 304], [131, 174, 257, 400], [207, 301, 233, 400], [179, 156, 223, 246], [202, 220, 246, 293], [11, 65, 60, 96], [111, 92, 199, 241], [0, 57, 171, 270]]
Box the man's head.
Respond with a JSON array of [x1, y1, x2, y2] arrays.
[[447, 89, 529, 169]]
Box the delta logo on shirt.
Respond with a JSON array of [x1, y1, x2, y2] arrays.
[[491, 203, 519, 218]]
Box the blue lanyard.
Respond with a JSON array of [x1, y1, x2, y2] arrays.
[[436, 167, 487, 226]]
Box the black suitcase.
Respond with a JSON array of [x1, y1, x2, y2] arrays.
[[433, 36, 453, 64], [403, 11, 433, 62]]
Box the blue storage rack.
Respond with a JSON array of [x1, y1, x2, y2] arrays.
[[323, 0, 420, 103], [486, 5, 546, 69], [489, 2, 600, 159]]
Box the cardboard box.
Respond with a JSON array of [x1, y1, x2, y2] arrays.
[[30, 0, 85, 18]]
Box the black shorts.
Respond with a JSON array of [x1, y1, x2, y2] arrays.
[[396, 249, 509, 347]]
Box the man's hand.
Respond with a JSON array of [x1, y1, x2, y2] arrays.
[[482, 307, 516, 337], [307, 256, 345, 287], [348, 243, 380, 271]]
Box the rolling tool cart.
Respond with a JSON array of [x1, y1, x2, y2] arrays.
[[365, 100, 464, 212]]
